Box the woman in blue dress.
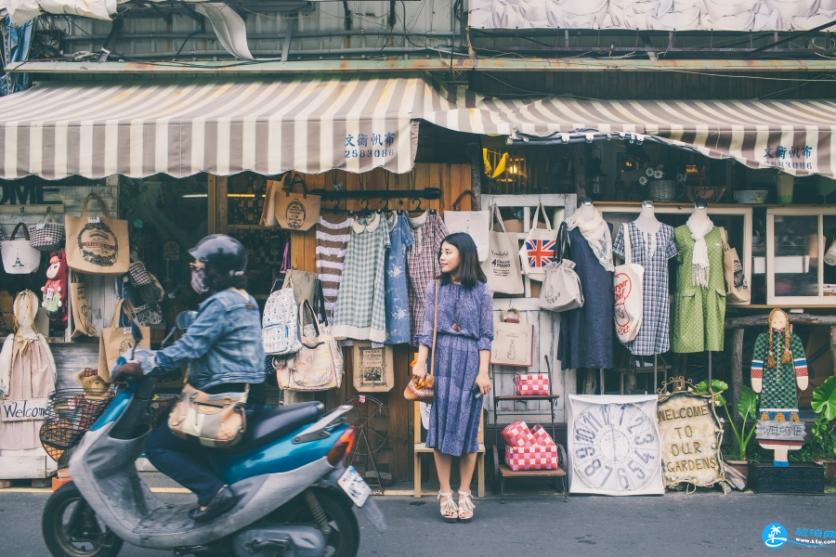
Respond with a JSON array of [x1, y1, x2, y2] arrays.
[[412, 232, 493, 523]]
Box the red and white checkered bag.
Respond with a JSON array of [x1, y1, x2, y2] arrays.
[[504, 445, 559, 471], [531, 424, 554, 447], [514, 373, 550, 396], [501, 420, 535, 448]]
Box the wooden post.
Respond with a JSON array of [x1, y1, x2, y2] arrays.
[[730, 328, 745, 410]]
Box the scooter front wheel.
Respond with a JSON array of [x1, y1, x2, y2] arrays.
[[42, 482, 124, 557]]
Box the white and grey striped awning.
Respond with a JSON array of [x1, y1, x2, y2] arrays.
[[423, 92, 836, 178], [0, 78, 437, 179], [1, 76, 836, 179]]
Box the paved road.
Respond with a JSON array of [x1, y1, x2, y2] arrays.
[[1, 491, 833, 556]]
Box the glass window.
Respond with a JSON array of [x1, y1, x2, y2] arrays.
[[773, 215, 819, 297]]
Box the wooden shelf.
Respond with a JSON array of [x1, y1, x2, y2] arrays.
[[499, 465, 566, 478]]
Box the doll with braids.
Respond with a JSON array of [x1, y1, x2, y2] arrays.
[[750, 308, 809, 467]]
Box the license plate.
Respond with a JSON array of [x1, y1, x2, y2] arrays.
[[338, 466, 371, 507]]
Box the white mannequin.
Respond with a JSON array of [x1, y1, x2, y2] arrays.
[[634, 200, 661, 234], [574, 198, 597, 221], [691, 203, 711, 225]]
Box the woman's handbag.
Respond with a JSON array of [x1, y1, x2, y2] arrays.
[[614, 223, 644, 344], [30, 207, 66, 252], [482, 205, 524, 295], [720, 227, 751, 304], [518, 202, 558, 282], [404, 280, 438, 402], [98, 299, 151, 382], [443, 190, 490, 262], [273, 173, 321, 231], [539, 222, 584, 312], [168, 384, 248, 448], [274, 300, 341, 391], [65, 193, 130, 275], [490, 309, 534, 368], [2, 222, 40, 274]]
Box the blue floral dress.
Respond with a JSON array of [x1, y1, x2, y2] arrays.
[[385, 212, 414, 345], [417, 280, 493, 456]]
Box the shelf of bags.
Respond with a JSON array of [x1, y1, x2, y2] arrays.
[[494, 395, 559, 402]]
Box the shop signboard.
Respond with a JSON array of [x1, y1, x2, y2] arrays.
[[568, 394, 664, 496], [469, 1, 830, 32], [657, 390, 726, 489]]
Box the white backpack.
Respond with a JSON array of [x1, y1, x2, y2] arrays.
[[262, 285, 301, 356]]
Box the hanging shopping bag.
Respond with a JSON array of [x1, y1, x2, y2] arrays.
[[1, 222, 40, 274], [274, 300, 341, 391], [443, 190, 490, 262], [518, 202, 558, 282], [282, 270, 319, 306], [98, 299, 151, 382], [30, 207, 66, 252], [539, 222, 584, 312], [613, 223, 644, 344], [490, 309, 534, 367], [65, 193, 130, 275], [273, 173, 321, 231], [719, 227, 751, 304], [259, 180, 279, 228], [262, 278, 302, 356], [826, 233, 836, 267], [482, 205, 524, 295], [69, 281, 97, 338]]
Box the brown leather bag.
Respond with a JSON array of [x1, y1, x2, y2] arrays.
[[168, 384, 248, 448], [404, 280, 438, 402]]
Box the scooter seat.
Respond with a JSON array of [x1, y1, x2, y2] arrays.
[[240, 402, 325, 449]]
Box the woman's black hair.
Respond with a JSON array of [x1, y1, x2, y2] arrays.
[[438, 232, 487, 289]]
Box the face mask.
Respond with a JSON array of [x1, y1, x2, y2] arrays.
[[191, 268, 209, 294]]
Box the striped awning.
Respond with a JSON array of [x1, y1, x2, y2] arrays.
[[422, 93, 836, 178], [0, 78, 436, 179], [1, 76, 835, 179]]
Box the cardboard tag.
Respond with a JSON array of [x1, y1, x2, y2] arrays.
[[87, 216, 101, 224]]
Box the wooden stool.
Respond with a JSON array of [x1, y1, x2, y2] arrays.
[[412, 402, 485, 498]]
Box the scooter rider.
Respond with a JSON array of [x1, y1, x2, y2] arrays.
[[113, 234, 265, 523]]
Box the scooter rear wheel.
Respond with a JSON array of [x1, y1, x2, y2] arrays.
[[42, 482, 124, 557], [274, 488, 360, 557]]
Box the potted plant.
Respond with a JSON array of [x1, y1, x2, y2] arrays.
[[693, 380, 759, 484], [801, 376, 836, 480]]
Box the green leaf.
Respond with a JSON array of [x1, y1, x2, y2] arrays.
[[811, 376, 836, 422], [736, 386, 759, 421]]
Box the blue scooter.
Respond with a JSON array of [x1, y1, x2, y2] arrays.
[[41, 313, 385, 557]]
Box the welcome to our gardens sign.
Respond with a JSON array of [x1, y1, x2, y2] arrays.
[[657, 390, 726, 488]]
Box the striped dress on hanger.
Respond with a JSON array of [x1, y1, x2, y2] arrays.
[[315, 214, 353, 322]]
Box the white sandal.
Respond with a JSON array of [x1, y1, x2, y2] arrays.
[[457, 490, 474, 523], [437, 491, 458, 523]]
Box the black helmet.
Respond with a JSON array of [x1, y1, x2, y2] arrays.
[[189, 234, 247, 277]]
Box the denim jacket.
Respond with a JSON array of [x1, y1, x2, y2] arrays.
[[153, 289, 266, 391]]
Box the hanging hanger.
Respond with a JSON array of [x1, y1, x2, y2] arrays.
[[409, 197, 424, 216]]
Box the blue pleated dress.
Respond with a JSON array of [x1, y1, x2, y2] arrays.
[[417, 280, 493, 456]]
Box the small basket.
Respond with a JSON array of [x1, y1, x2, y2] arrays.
[[39, 388, 115, 463]]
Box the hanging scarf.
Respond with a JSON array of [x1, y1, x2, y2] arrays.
[[686, 213, 714, 289], [566, 206, 614, 272]]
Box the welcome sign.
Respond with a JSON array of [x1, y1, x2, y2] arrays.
[[657, 391, 725, 488], [0, 398, 49, 422]]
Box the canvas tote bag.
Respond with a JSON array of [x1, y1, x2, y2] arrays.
[[274, 301, 341, 391], [490, 309, 534, 367], [69, 281, 97, 338], [719, 227, 751, 304], [2, 223, 40, 274], [539, 222, 584, 312], [482, 204, 524, 295], [518, 202, 558, 282], [613, 223, 644, 344], [65, 193, 130, 275], [443, 190, 490, 262], [98, 299, 151, 382], [273, 173, 321, 231]]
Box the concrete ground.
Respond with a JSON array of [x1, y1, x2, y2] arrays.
[[0, 476, 833, 557]]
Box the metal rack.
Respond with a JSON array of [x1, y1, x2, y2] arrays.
[[490, 355, 567, 498]]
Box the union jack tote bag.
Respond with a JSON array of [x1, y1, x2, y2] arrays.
[[518, 202, 558, 282]]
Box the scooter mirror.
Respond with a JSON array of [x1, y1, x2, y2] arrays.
[[176, 310, 198, 331]]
